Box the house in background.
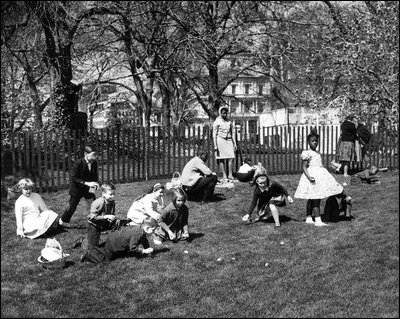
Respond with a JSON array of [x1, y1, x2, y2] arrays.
[[190, 71, 340, 132]]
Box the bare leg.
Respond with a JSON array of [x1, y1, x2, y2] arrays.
[[269, 204, 280, 227], [343, 162, 349, 177], [227, 159, 234, 179], [345, 196, 352, 218], [218, 161, 227, 180]]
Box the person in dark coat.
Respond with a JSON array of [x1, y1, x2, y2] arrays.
[[242, 168, 293, 227], [60, 145, 100, 228], [80, 217, 158, 263], [338, 115, 358, 177]]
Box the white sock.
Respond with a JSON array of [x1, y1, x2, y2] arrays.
[[305, 216, 314, 223], [315, 217, 328, 226]]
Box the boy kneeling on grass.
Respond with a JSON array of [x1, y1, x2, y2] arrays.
[[322, 191, 353, 222], [79, 217, 158, 263]]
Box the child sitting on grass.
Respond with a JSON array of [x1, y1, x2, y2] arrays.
[[154, 188, 189, 243], [80, 217, 158, 263], [322, 191, 353, 222], [14, 178, 63, 239], [127, 183, 165, 225], [234, 158, 261, 183], [242, 168, 293, 228]]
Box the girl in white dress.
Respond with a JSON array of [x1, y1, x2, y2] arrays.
[[127, 183, 165, 225], [14, 178, 61, 238], [294, 128, 343, 226]]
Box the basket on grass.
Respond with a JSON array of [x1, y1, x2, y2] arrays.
[[37, 238, 70, 270], [165, 172, 183, 193], [7, 183, 21, 201]]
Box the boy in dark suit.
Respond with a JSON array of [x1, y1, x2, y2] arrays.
[[80, 217, 158, 263], [60, 145, 100, 228]]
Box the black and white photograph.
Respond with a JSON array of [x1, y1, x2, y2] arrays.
[[1, 1, 398, 317]]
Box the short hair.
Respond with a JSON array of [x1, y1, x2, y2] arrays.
[[142, 217, 159, 228], [244, 158, 252, 165], [172, 188, 187, 205], [84, 145, 97, 154], [370, 166, 378, 175], [196, 148, 209, 157], [307, 127, 319, 142], [219, 106, 229, 114], [101, 182, 115, 192], [18, 178, 35, 190], [152, 183, 165, 193]]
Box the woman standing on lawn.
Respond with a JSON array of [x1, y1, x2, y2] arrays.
[[294, 128, 343, 226], [213, 106, 237, 183], [338, 114, 358, 177]]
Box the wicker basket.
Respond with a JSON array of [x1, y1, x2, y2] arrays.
[[37, 238, 70, 269], [37, 255, 68, 269]]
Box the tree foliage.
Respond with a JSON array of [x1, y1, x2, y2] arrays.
[[1, 1, 398, 132]]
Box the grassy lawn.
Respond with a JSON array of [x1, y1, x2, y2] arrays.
[[1, 171, 399, 318]]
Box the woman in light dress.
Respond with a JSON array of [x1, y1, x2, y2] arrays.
[[213, 106, 237, 182]]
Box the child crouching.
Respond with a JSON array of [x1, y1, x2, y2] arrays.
[[80, 217, 158, 263], [242, 168, 293, 227], [154, 188, 189, 243]]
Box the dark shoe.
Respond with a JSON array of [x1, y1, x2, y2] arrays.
[[80, 252, 88, 263], [344, 215, 355, 221], [72, 236, 85, 249], [275, 224, 281, 229]]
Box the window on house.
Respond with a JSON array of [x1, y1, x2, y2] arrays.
[[257, 101, 265, 113], [231, 85, 236, 95], [243, 100, 253, 112], [258, 85, 263, 95], [244, 84, 250, 95], [230, 100, 239, 113]]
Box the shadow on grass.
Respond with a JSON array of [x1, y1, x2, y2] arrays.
[[188, 193, 227, 203], [39, 259, 76, 270], [186, 232, 204, 243], [254, 214, 300, 224], [129, 247, 171, 259], [323, 214, 356, 223]]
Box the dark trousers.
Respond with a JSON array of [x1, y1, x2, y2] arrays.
[[183, 175, 218, 202], [85, 239, 115, 263], [61, 192, 95, 223], [86, 222, 102, 250], [86, 220, 121, 250], [234, 170, 255, 182]]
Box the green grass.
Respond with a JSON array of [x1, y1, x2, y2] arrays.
[[1, 171, 399, 318]]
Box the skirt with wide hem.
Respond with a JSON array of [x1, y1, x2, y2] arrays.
[[294, 167, 343, 199]]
